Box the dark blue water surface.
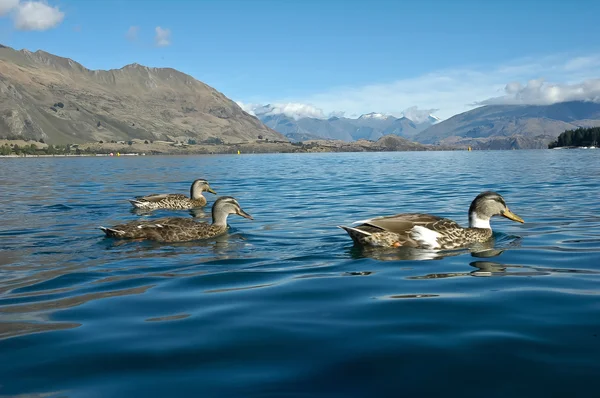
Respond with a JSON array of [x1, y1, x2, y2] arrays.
[[1, 150, 600, 397]]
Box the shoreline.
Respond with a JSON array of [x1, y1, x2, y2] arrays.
[[0, 138, 460, 157]]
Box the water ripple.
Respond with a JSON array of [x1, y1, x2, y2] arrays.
[[1, 151, 600, 396]]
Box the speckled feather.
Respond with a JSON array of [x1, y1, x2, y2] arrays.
[[103, 196, 253, 243], [339, 191, 524, 250], [340, 213, 492, 249], [129, 179, 215, 210], [100, 217, 227, 242], [129, 194, 207, 210]]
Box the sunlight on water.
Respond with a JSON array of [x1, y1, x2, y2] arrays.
[[1, 150, 600, 396]]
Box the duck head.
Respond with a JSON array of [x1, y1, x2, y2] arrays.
[[211, 196, 253, 226], [468, 191, 524, 229], [190, 179, 217, 199]]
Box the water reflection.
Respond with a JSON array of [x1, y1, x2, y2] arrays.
[[145, 313, 190, 322], [1, 152, 600, 396], [129, 207, 155, 217], [129, 207, 208, 219], [102, 228, 250, 257], [346, 234, 524, 262], [407, 261, 600, 280], [0, 321, 81, 339]]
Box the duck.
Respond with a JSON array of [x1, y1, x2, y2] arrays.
[[338, 191, 524, 250], [128, 179, 217, 210], [101, 196, 253, 242]]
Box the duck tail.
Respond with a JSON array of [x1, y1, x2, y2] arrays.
[[338, 225, 371, 244], [128, 199, 145, 208], [99, 226, 125, 237]]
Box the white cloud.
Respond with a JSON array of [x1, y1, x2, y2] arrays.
[[13, 1, 64, 31], [476, 78, 600, 106], [0, 0, 19, 16], [154, 26, 171, 47], [126, 25, 139, 41], [236, 101, 256, 116], [238, 52, 600, 121], [563, 56, 600, 72], [237, 101, 328, 120], [265, 103, 326, 119], [400, 106, 439, 124], [238, 101, 440, 123]]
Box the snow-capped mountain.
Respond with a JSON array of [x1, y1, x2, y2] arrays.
[[250, 106, 440, 142], [428, 114, 441, 124], [358, 112, 392, 120]]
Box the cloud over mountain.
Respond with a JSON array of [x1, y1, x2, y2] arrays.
[[476, 78, 600, 106], [236, 101, 440, 123], [237, 52, 600, 121], [237, 102, 328, 120]]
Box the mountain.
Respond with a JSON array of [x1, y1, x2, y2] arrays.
[[0, 44, 286, 144], [414, 101, 600, 148], [301, 134, 446, 152], [255, 106, 439, 142]]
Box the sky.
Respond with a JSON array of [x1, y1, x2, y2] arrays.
[[1, 0, 600, 122]]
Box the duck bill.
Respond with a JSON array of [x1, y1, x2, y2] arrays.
[[206, 187, 217, 195], [501, 209, 524, 223], [237, 209, 253, 220]]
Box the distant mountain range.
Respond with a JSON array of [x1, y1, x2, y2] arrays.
[[255, 101, 600, 149], [2, 44, 598, 150], [414, 101, 600, 149], [0, 44, 285, 144], [254, 105, 440, 142]]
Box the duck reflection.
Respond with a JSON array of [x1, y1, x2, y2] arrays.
[[102, 227, 252, 265], [129, 207, 208, 219], [348, 235, 522, 262], [406, 261, 511, 279], [188, 207, 208, 218], [406, 260, 600, 280], [129, 207, 155, 217]]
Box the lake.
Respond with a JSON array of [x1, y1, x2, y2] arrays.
[[1, 150, 600, 397]]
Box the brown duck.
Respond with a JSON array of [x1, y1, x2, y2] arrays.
[[339, 191, 524, 250], [129, 179, 217, 210], [101, 196, 253, 242]]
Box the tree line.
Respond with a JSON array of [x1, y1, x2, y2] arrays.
[[1, 143, 93, 156], [549, 127, 600, 148], [0, 143, 141, 156]]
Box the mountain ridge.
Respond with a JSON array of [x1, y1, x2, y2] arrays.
[[414, 101, 600, 147], [0, 44, 286, 144], [253, 105, 438, 142]]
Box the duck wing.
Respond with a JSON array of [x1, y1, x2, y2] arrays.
[[101, 217, 224, 242], [358, 213, 462, 234], [134, 193, 187, 202], [133, 217, 213, 241]]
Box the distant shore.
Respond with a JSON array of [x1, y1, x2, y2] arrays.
[[0, 137, 461, 157]]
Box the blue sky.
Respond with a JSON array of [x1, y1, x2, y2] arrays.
[[1, 0, 600, 121]]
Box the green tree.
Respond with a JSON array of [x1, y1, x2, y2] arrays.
[[0, 145, 11, 155], [550, 127, 600, 148]]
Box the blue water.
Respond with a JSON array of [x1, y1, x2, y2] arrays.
[[1, 150, 600, 397]]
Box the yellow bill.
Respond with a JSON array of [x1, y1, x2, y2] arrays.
[[501, 208, 524, 223]]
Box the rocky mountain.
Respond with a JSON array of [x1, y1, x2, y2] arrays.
[[414, 101, 600, 148], [255, 106, 438, 142], [0, 44, 286, 144], [301, 134, 452, 152]]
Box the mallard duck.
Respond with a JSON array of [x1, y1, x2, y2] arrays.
[[339, 191, 524, 250], [100, 196, 253, 242], [128, 179, 217, 210]]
